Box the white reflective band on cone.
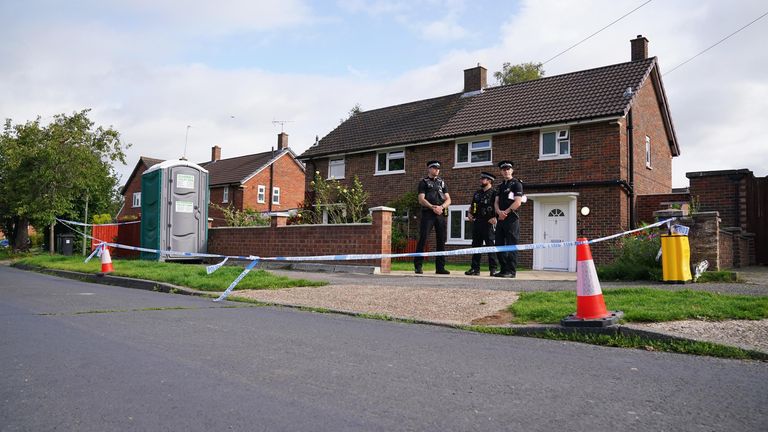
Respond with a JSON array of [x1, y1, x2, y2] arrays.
[[576, 260, 602, 297]]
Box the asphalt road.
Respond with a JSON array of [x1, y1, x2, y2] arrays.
[[2, 265, 767, 431]]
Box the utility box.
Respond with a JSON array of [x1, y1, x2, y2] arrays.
[[140, 160, 209, 261], [661, 233, 692, 283]]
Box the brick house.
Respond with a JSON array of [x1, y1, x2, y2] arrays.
[[200, 133, 306, 227], [117, 156, 164, 220], [118, 133, 306, 227], [299, 35, 679, 269]]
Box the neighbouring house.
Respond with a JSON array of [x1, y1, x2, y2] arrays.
[[118, 133, 306, 228], [199, 133, 306, 226], [117, 156, 165, 220], [299, 35, 679, 270]]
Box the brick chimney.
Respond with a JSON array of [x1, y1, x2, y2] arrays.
[[630, 35, 649, 61], [463, 64, 487, 93], [211, 145, 221, 162], [277, 132, 289, 150]]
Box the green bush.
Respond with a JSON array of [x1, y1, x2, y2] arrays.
[[597, 233, 662, 281]]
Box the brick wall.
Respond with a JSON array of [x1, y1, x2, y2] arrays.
[[630, 79, 673, 195], [209, 185, 244, 227], [719, 230, 733, 269], [208, 208, 394, 272], [688, 173, 743, 229], [118, 163, 150, 220], [636, 192, 691, 224]]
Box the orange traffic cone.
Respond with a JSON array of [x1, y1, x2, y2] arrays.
[[561, 238, 622, 327], [99, 245, 114, 275]]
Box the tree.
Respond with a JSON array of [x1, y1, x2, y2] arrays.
[[0, 110, 128, 252], [340, 103, 362, 124], [493, 62, 545, 85]]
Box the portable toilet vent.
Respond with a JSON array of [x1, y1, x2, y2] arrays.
[[140, 160, 209, 261]]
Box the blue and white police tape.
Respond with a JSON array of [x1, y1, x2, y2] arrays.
[[58, 216, 676, 302], [84, 242, 104, 263], [214, 258, 260, 302], [57, 218, 141, 227]]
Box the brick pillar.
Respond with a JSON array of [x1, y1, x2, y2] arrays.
[[270, 212, 289, 228], [370, 206, 395, 273]]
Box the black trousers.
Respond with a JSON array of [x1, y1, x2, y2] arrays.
[[414, 210, 446, 270], [495, 216, 520, 274], [470, 219, 497, 271]]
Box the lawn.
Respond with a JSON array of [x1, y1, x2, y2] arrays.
[[510, 288, 768, 324], [16, 255, 327, 292]]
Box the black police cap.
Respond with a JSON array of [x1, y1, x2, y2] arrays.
[[498, 160, 514, 169], [426, 160, 441, 168], [480, 172, 496, 181]]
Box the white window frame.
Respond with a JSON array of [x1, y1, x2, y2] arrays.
[[222, 186, 229, 203], [272, 187, 280, 205], [454, 137, 493, 168], [645, 135, 652, 169], [539, 128, 571, 160], [132, 192, 141, 208], [328, 157, 345, 180], [446, 205, 473, 245], [257, 185, 266, 203], [375, 149, 406, 175]]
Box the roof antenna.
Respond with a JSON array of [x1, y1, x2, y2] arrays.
[[181, 125, 192, 160], [272, 118, 293, 133]]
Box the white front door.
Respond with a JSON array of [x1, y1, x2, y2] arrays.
[[542, 203, 569, 270]]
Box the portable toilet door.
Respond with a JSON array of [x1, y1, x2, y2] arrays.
[[165, 162, 208, 259]]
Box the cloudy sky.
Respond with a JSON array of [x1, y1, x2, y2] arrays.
[[1, 0, 766, 188]]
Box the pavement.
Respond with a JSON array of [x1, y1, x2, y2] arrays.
[[2, 265, 767, 431]]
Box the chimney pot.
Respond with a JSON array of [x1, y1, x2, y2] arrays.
[[211, 145, 221, 162], [277, 132, 289, 150], [630, 35, 649, 61], [463, 65, 487, 93]]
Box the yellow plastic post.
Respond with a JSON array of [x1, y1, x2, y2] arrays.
[[661, 234, 692, 283]]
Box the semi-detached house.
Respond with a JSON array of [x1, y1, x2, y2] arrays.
[[298, 35, 679, 269]]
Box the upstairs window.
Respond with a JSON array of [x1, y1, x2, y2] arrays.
[[645, 135, 652, 168], [328, 158, 345, 179], [272, 187, 280, 205], [222, 186, 229, 203], [456, 139, 492, 167], [376, 149, 405, 174], [540, 129, 570, 158], [257, 185, 266, 203], [132, 192, 141, 208]]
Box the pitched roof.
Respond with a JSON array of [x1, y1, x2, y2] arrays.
[[120, 156, 165, 195], [300, 57, 678, 158], [200, 149, 303, 186]]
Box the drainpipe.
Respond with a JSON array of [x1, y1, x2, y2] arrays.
[[269, 147, 275, 212], [627, 110, 636, 228]]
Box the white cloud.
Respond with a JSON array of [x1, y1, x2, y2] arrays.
[[420, 18, 469, 42]]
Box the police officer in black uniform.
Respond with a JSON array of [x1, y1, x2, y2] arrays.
[[465, 172, 498, 276], [415, 160, 451, 274], [494, 160, 524, 278]]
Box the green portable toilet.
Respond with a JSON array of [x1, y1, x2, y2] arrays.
[[140, 160, 209, 261]]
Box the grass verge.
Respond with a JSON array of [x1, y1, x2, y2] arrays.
[[462, 326, 768, 361], [696, 271, 741, 283], [510, 288, 768, 324], [16, 255, 327, 291]]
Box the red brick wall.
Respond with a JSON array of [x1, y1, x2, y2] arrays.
[[688, 175, 742, 228], [630, 79, 673, 195], [209, 185, 244, 227], [208, 209, 393, 272], [636, 192, 691, 224], [719, 230, 733, 269]]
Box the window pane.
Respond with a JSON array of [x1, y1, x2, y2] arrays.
[[542, 132, 556, 154], [457, 143, 468, 163], [377, 153, 387, 171], [389, 157, 404, 171], [471, 149, 491, 163], [464, 218, 473, 240], [450, 210, 462, 238], [559, 139, 569, 155], [471, 140, 490, 149], [389, 151, 404, 158]]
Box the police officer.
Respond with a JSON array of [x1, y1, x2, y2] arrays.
[[494, 160, 523, 278], [465, 172, 498, 276], [415, 160, 451, 275]]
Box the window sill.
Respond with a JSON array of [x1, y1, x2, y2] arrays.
[[257, 201, 265, 204], [453, 162, 493, 169], [326, 177, 345, 180], [538, 154, 571, 161], [374, 170, 405, 176], [446, 240, 473, 246], [646, 164, 653, 170]]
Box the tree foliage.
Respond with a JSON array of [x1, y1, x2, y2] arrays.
[[493, 62, 545, 85], [0, 110, 128, 251], [299, 172, 370, 224], [212, 204, 269, 227]]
